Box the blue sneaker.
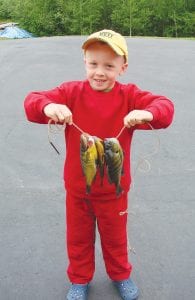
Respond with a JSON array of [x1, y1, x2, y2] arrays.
[[113, 278, 139, 300], [66, 283, 89, 300]]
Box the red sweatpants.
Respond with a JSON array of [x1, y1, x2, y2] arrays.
[[66, 191, 132, 283]]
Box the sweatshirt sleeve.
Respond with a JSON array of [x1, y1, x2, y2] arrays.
[[128, 84, 174, 129], [24, 83, 68, 124]]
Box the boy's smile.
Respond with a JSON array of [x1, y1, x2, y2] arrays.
[[84, 42, 128, 92]]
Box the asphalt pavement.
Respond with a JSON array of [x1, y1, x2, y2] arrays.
[[0, 36, 195, 300]]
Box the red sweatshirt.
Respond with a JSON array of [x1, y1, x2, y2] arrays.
[[24, 80, 174, 199]]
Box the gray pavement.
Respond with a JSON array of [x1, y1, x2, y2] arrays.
[[0, 36, 195, 300]]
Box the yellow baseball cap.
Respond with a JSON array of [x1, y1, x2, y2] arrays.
[[82, 29, 128, 62]]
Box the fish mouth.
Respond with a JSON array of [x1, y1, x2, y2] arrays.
[[104, 137, 118, 143], [80, 134, 88, 150], [80, 133, 94, 150], [104, 138, 119, 149]]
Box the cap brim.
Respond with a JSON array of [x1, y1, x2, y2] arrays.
[[82, 37, 125, 57]]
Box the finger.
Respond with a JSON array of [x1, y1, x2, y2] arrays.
[[124, 121, 133, 128], [68, 116, 73, 125], [124, 120, 134, 128], [124, 118, 130, 128], [54, 112, 64, 123], [51, 114, 59, 123], [128, 119, 137, 127], [66, 115, 73, 125], [141, 119, 149, 124]]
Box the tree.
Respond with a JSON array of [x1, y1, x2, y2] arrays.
[[0, 0, 194, 37]]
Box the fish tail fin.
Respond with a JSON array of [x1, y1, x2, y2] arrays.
[[86, 185, 91, 194], [121, 167, 124, 175], [116, 185, 123, 197], [99, 168, 104, 186]]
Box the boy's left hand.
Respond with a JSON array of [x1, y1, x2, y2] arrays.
[[124, 110, 153, 128]]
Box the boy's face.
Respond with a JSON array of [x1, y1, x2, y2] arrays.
[[84, 42, 128, 92]]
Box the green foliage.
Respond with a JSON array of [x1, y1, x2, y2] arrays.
[[0, 0, 194, 37]]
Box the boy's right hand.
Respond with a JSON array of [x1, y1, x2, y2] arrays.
[[43, 103, 72, 124]]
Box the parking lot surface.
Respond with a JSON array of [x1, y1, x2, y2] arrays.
[[0, 36, 194, 299]]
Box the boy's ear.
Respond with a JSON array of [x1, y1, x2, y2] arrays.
[[119, 63, 128, 76]]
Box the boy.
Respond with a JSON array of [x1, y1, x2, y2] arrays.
[[24, 29, 174, 300]]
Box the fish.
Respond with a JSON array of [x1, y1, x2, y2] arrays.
[[94, 136, 105, 185], [104, 137, 124, 195], [80, 133, 98, 194]]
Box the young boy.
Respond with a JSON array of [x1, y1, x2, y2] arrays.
[[24, 29, 174, 300]]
